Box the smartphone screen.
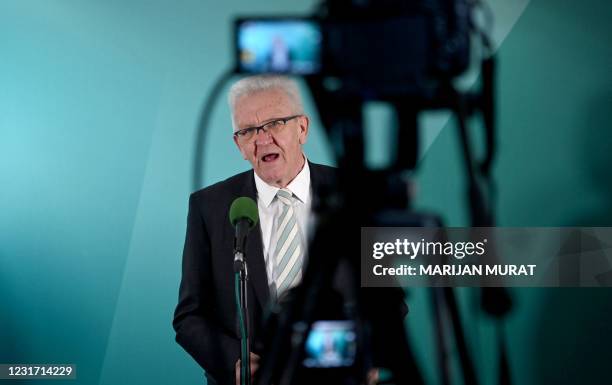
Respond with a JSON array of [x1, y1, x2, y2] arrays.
[[235, 19, 322, 75]]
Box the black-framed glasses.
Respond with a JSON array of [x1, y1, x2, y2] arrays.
[[233, 115, 302, 142]]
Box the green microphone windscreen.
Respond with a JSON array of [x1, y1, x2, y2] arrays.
[[229, 197, 259, 229]]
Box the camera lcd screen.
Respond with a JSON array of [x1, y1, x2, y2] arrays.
[[235, 19, 321, 74], [303, 320, 356, 368]]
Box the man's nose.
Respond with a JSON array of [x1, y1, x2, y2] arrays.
[[254, 128, 272, 145]]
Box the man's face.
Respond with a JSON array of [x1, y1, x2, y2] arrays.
[[233, 88, 309, 187]]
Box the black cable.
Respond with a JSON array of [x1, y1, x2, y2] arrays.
[[431, 288, 451, 385], [443, 286, 480, 385], [192, 69, 235, 191]]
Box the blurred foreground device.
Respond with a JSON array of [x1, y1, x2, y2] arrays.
[[234, 0, 470, 99], [221, 1, 509, 384]]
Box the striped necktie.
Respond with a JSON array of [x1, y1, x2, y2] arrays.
[[273, 188, 303, 296]]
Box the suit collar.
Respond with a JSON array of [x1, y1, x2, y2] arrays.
[[308, 160, 335, 197]]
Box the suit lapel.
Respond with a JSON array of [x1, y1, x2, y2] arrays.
[[239, 170, 270, 309]]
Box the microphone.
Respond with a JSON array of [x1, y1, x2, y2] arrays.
[[229, 197, 258, 385], [229, 196, 259, 257]]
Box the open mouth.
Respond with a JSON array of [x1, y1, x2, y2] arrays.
[[261, 153, 280, 162]]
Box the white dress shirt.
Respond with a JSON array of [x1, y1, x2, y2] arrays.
[[254, 160, 311, 294]]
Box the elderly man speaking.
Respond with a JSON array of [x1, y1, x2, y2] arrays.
[[173, 75, 335, 385]]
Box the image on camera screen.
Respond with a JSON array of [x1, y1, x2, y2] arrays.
[[303, 320, 357, 368], [237, 19, 321, 74]]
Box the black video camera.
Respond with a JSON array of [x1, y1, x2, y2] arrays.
[[234, 0, 471, 99]]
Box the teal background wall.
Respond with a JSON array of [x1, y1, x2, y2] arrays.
[[1, 1, 610, 384]]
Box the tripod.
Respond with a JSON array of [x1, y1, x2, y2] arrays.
[[256, 46, 511, 384]]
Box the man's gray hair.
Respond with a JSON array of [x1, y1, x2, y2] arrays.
[[228, 75, 304, 131]]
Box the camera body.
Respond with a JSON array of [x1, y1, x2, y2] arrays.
[[234, 0, 471, 99]]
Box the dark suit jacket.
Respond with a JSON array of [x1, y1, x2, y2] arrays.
[[173, 162, 336, 385]]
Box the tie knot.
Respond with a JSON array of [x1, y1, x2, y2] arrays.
[[276, 189, 293, 205]]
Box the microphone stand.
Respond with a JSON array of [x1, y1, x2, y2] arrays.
[[234, 221, 251, 385]]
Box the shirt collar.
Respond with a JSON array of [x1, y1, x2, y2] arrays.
[[254, 158, 311, 207]]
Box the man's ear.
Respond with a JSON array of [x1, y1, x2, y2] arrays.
[[298, 115, 310, 145], [233, 136, 248, 160]]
